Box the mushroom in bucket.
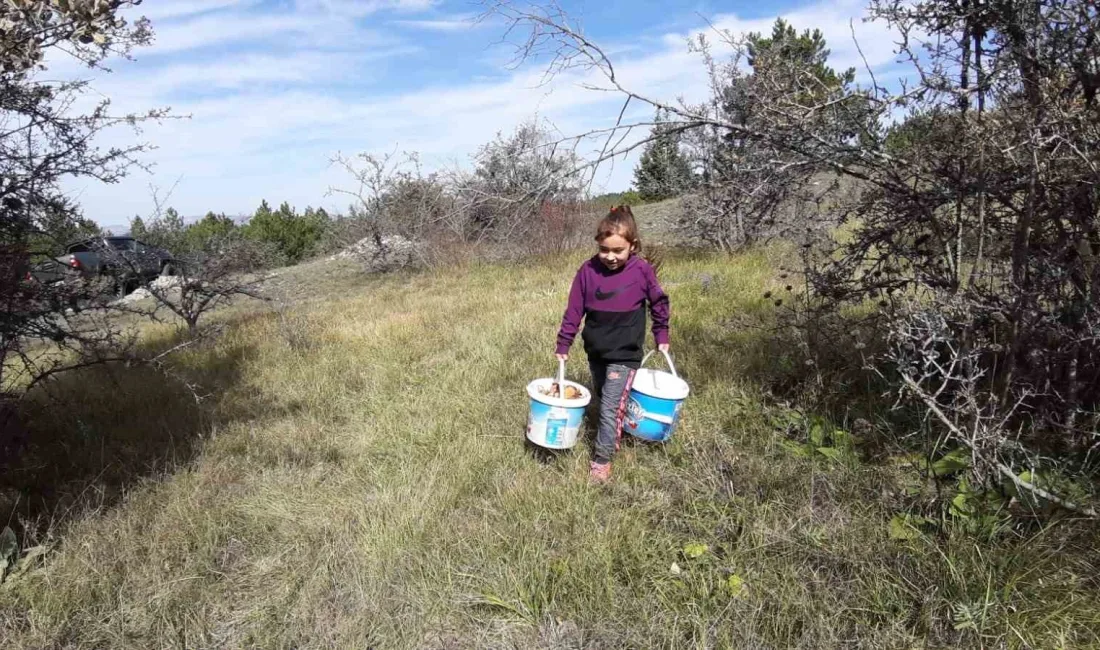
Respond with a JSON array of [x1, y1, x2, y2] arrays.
[[526, 359, 591, 449]]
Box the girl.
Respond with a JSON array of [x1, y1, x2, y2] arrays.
[[555, 205, 670, 483]]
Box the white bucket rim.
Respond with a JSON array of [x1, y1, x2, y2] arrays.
[[630, 368, 690, 401], [527, 378, 592, 408]]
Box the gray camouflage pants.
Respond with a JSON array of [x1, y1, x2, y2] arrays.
[[588, 361, 636, 464]]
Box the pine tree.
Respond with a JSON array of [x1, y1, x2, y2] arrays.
[[633, 110, 695, 202], [129, 216, 147, 239], [162, 207, 185, 233], [243, 200, 324, 263], [681, 18, 859, 250], [184, 212, 237, 252]]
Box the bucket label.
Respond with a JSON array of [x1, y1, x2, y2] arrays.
[[527, 389, 587, 449], [626, 398, 674, 425], [623, 391, 684, 441], [545, 418, 567, 446]]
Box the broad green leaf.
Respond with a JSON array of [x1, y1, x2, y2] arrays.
[[683, 543, 708, 559], [888, 515, 922, 540], [726, 574, 745, 597], [809, 421, 826, 446], [780, 439, 811, 458], [832, 429, 853, 448], [950, 491, 972, 518], [817, 446, 843, 461], [931, 448, 971, 477]]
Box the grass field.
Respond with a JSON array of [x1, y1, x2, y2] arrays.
[[2, 216, 1099, 648]]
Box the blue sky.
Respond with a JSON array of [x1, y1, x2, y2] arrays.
[[53, 0, 904, 228]]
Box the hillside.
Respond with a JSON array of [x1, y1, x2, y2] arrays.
[[1, 241, 1098, 648]]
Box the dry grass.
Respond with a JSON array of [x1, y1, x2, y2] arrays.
[[1, 246, 1098, 649]]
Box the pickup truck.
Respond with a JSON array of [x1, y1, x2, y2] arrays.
[[30, 236, 178, 297]]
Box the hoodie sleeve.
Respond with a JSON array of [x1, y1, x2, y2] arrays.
[[555, 265, 586, 354], [642, 261, 670, 346]]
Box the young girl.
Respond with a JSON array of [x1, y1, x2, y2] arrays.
[[555, 205, 670, 483]]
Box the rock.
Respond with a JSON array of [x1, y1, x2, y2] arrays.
[[151, 275, 183, 290], [115, 287, 152, 305], [330, 235, 418, 273], [111, 275, 203, 305]]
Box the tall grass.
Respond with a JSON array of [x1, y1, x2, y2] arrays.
[[1, 245, 1097, 648]]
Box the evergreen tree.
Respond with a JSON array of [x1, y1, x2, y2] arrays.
[[681, 18, 859, 249], [243, 200, 324, 263], [184, 211, 237, 252], [129, 215, 147, 239], [162, 207, 185, 233], [143, 207, 188, 252], [633, 110, 695, 202]]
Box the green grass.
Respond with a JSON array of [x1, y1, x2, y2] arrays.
[[1, 244, 1098, 649]]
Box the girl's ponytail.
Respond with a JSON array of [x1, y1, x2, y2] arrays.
[[599, 204, 663, 278]]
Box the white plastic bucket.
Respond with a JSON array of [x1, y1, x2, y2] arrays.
[[526, 360, 592, 449], [623, 350, 690, 442]]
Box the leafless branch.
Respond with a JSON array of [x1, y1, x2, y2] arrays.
[[902, 373, 1097, 518]]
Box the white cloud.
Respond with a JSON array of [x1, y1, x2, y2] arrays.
[[133, 0, 260, 22], [292, 0, 441, 18], [59, 0, 906, 222], [145, 12, 338, 55], [393, 13, 481, 31]]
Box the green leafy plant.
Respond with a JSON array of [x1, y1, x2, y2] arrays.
[[682, 542, 709, 560], [779, 415, 858, 464], [947, 477, 1011, 537], [887, 514, 933, 540], [725, 574, 746, 598], [930, 447, 971, 477]]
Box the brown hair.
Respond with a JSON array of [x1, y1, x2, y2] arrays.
[[595, 205, 641, 252]]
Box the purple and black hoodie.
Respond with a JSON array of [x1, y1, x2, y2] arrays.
[[555, 255, 670, 368]]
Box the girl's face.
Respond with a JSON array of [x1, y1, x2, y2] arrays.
[[597, 233, 634, 271]]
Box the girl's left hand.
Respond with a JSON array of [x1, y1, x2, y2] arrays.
[[658, 343, 670, 354]]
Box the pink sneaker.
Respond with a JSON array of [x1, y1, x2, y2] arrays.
[[589, 461, 611, 484]]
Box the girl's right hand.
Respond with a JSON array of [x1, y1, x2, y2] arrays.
[[556, 353, 568, 361]]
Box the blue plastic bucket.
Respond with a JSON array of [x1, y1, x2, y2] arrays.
[[526, 361, 592, 449], [623, 350, 690, 442]]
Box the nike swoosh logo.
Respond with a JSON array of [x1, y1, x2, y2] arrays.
[[594, 281, 635, 301]]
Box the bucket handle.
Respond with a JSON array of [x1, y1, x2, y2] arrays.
[[640, 349, 679, 378]]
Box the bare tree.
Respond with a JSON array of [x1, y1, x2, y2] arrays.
[[327, 120, 588, 266], [327, 150, 447, 270], [479, 0, 1100, 515], [677, 20, 865, 251], [117, 190, 272, 338], [0, 1, 168, 400], [454, 118, 585, 247], [139, 236, 271, 338]]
